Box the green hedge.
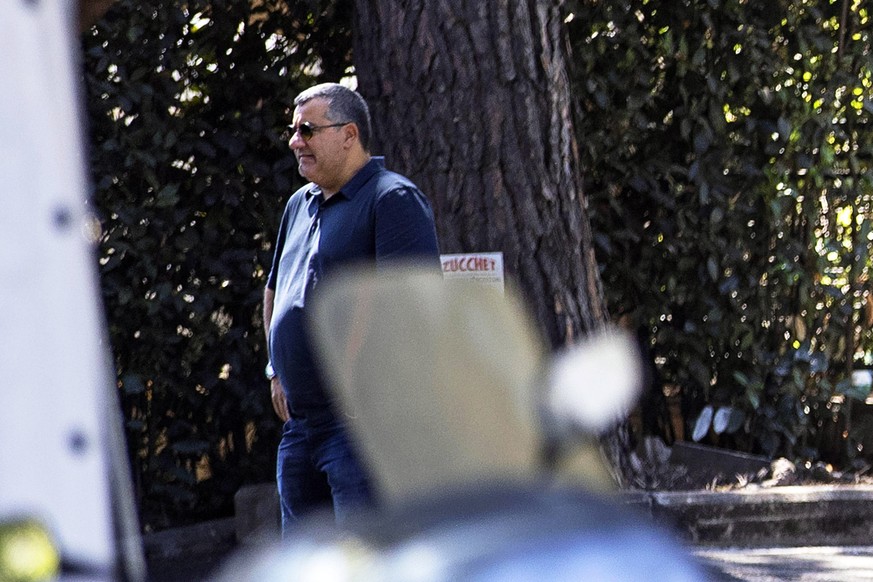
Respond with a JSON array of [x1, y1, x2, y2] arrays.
[[82, 0, 353, 529], [570, 0, 873, 463], [82, 0, 873, 529]]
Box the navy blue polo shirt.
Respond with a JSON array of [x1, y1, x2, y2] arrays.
[[267, 156, 440, 414]]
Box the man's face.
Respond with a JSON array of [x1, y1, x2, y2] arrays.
[[288, 98, 349, 191]]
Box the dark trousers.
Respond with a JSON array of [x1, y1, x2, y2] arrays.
[[276, 412, 373, 533]]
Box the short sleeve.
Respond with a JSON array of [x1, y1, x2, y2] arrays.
[[374, 186, 440, 266]]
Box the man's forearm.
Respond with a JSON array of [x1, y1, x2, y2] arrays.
[[263, 287, 275, 346]]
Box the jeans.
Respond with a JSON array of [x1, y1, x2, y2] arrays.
[[276, 411, 374, 533]]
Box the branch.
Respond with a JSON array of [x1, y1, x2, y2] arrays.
[[78, 0, 116, 33], [838, 0, 850, 60]]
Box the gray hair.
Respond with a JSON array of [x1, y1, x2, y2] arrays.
[[294, 83, 372, 151]]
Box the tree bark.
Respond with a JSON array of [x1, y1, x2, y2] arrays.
[[78, 0, 116, 32], [353, 0, 636, 486]]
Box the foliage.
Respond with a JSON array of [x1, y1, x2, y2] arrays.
[[81, 0, 873, 528], [567, 0, 873, 465], [81, 0, 353, 529]]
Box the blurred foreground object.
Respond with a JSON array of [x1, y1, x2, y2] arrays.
[[0, 0, 143, 580], [548, 330, 643, 435], [310, 268, 547, 502], [218, 484, 714, 582], [217, 266, 715, 580], [308, 267, 642, 498], [0, 519, 59, 582]]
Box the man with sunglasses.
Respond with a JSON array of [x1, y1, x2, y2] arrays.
[[263, 83, 440, 532]]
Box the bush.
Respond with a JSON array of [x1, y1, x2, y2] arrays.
[[82, 0, 873, 528], [568, 0, 873, 464], [82, 0, 352, 529]]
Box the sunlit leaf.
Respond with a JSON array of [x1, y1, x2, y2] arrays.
[[693, 405, 714, 442]]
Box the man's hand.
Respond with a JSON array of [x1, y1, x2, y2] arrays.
[[271, 377, 290, 422]]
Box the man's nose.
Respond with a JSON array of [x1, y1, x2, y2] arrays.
[[289, 131, 304, 149]]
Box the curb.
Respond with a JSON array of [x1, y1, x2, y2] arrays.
[[143, 517, 237, 561], [142, 484, 873, 569], [143, 518, 238, 582], [624, 485, 873, 547]]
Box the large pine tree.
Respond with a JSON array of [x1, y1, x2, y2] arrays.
[[353, 0, 636, 485]]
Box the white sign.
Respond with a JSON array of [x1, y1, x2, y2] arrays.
[[441, 252, 505, 292]]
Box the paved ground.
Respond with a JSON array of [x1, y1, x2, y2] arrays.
[[697, 546, 873, 581], [143, 484, 873, 581], [145, 542, 873, 581], [147, 552, 229, 582]]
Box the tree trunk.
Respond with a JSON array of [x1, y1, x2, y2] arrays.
[[353, 0, 636, 486], [78, 0, 116, 32]]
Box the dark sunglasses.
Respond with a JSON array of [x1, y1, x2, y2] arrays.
[[286, 121, 349, 141]]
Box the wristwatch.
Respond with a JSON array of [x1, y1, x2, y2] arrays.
[[265, 362, 277, 380]]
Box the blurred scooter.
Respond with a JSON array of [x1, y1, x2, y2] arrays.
[[217, 266, 717, 581]]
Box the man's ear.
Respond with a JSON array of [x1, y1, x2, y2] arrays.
[[343, 123, 360, 148]]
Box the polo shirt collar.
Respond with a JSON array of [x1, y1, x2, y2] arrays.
[[306, 157, 385, 202]]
